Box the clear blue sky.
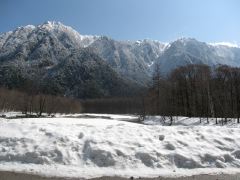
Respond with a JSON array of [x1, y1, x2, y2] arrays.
[[0, 0, 239, 43]]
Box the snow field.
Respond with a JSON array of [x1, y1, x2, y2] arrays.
[[0, 115, 240, 178]]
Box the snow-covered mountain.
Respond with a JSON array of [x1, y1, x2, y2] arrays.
[[89, 37, 167, 83], [0, 22, 141, 98], [0, 21, 98, 64], [158, 38, 240, 74], [0, 21, 240, 97], [0, 21, 167, 85]]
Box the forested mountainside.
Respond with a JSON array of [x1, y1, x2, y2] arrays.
[[0, 21, 240, 98]]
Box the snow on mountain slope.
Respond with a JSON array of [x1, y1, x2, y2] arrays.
[[0, 22, 166, 85], [0, 21, 99, 64], [0, 22, 144, 98], [1, 22, 240, 86], [157, 38, 240, 74], [89, 37, 167, 84], [0, 115, 240, 178], [0, 21, 98, 50], [209, 42, 239, 48]]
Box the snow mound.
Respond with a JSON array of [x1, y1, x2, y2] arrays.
[[0, 116, 240, 178], [172, 153, 202, 169], [135, 152, 160, 167], [82, 140, 116, 167]]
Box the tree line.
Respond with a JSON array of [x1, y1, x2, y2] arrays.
[[0, 87, 81, 116], [149, 64, 240, 124], [2, 62, 240, 122], [80, 63, 240, 122]]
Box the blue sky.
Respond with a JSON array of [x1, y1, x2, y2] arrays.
[[0, 0, 239, 43]]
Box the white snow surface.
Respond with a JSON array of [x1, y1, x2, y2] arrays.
[[0, 114, 240, 178]]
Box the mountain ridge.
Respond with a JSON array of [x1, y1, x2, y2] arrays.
[[0, 21, 240, 98]]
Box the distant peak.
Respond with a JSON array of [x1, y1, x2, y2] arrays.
[[175, 37, 197, 43], [40, 21, 66, 29], [134, 39, 166, 46], [24, 25, 36, 29], [209, 42, 239, 48], [37, 21, 83, 37], [15, 24, 35, 31], [42, 21, 63, 26]]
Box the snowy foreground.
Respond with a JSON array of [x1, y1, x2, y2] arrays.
[[0, 113, 240, 179]]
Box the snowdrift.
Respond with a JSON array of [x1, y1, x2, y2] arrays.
[[0, 114, 240, 178]]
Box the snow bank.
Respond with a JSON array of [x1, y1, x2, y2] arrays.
[[0, 116, 240, 178]]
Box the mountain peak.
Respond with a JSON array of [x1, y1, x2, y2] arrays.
[[43, 21, 63, 26], [209, 42, 239, 48], [38, 21, 73, 31], [175, 37, 198, 43], [40, 21, 68, 30]]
